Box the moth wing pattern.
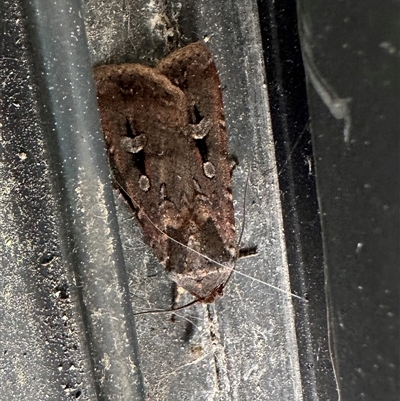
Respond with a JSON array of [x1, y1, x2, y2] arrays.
[[94, 42, 236, 303]]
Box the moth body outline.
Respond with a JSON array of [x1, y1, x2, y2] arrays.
[[94, 42, 236, 304]]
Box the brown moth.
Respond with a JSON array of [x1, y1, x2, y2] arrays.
[[94, 42, 236, 303]]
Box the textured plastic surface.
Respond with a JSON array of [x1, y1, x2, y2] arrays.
[[258, 0, 338, 399], [1, 0, 144, 399]]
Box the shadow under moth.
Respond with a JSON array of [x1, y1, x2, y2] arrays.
[[94, 42, 236, 304]]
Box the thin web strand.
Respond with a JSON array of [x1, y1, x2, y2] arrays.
[[116, 180, 306, 302]]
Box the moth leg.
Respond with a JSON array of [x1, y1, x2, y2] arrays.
[[238, 245, 258, 259], [169, 282, 178, 322]]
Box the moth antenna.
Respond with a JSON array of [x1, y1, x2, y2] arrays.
[[114, 178, 306, 302], [134, 299, 199, 316]]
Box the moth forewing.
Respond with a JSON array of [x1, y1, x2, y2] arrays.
[[94, 42, 236, 304]]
